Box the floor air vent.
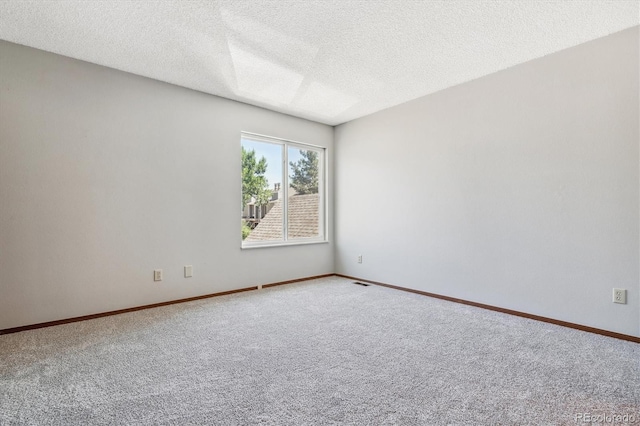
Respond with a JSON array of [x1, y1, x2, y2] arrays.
[[353, 281, 370, 287]]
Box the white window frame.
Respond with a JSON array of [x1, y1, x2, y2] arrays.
[[241, 132, 327, 249]]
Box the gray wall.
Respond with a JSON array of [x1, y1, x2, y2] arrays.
[[335, 27, 639, 337], [0, 41, 334, 330]]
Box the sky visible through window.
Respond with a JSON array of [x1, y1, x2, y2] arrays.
[[242, 138, 303, 189]]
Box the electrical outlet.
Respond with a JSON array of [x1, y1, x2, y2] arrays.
[[184, 265, 193, 278], [154, 269, 163, 281], [357, 255, 362, 264], [613, 288, 626, 304]]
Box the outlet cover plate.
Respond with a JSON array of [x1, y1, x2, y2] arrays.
[[613, 288, 626, 304]]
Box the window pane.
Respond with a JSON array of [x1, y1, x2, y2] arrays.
[[287, 147, 320, 239], [241, 138, 283, 242], [241, 133, 325, 247]]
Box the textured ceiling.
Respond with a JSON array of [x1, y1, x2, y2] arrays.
[[1, 1, 638, 126]]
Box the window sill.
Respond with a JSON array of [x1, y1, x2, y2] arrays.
[[241, 239, 329, 250]]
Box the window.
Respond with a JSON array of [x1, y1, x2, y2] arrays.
[[241, 132, 326, 247]]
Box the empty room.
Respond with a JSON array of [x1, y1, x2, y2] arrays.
[[1, 0, 638, 424]]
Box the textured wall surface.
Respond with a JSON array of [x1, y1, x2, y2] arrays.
[[0, 41, 334, 330], [335, 27, 639, 337]]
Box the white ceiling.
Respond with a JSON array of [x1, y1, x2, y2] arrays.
[[1, 1, 638, 126]]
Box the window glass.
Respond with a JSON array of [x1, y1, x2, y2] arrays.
[[287, 146, 321, 239], [241, 133, 325, 247]]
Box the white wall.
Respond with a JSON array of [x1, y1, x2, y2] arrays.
[[335, 27, 639, 337], [0, 41, 334, 330]]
